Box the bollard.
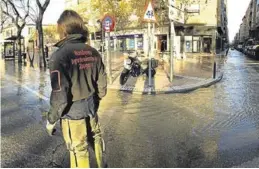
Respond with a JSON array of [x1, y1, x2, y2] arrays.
[[213, 62, 216, 79]]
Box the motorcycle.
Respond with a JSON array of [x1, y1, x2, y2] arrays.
[[119, 52, 157, 85]]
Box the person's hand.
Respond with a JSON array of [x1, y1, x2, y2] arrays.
[[46, 120, 56, 136]]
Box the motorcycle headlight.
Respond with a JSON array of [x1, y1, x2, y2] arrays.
[[125, 58, 132, 65]]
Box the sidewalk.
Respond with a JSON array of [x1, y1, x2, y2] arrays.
[[3, 51, 224, 95], [107, 54, 224, 94]]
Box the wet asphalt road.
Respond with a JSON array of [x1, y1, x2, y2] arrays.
[[1, 50, 259, 168]]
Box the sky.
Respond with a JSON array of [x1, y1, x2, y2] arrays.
[[228, 0, 251, 42], [42, 0, 65, 25], [43, 0, 251, 42]]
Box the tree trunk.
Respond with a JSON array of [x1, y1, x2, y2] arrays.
[[18, 37, 22, 63], [37, 22, 46, 68], [17, 29, 22, 63]]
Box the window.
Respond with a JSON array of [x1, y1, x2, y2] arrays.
[[137, 37, 143, 49], [185, 36, 192, 53]]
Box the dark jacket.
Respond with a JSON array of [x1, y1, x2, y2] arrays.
[[48, 34, 107, 124]]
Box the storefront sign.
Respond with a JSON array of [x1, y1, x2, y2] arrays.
[[111, 34, 143, 39], [169, 6, 184, 24]]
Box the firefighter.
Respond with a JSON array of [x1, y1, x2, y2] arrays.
[[46, 10, 107, 168]]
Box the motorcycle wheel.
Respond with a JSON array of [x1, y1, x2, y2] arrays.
[[120, 71, 130, 85]]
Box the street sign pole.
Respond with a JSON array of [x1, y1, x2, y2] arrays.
[[170, 21, 175, 82], [102, 14, 115, 85], [148, 22, 152, 92], [143, 0, 157, 94], [107, 31, 112, 84], [101, 24, 104, 60]]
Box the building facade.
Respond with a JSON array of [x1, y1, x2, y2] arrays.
[[64, 0, 229, 55], [255, 0, 259, 40], [174, 0, 229, 54], [236, 0, 259, 44], [0, 24, 36, 57]]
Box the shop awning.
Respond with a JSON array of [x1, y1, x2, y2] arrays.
[[5, 35, 24, 41]]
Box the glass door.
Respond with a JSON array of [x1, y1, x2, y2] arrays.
[[192, 36, 200, 53]]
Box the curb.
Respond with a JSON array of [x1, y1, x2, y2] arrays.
[[107, 73, 224, 95]]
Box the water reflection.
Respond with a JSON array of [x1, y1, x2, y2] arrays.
[[2, 50, 259, 167]]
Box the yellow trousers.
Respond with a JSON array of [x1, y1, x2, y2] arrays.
[[61, 116, 104, 168]]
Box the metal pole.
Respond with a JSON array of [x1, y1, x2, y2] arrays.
[[101, 27, 104, 56], [100, 22, 104, 61], [170, 21, 175, 82], [148, 22, 152, 92], [213, 61, 216, 79], [107, 32, 112, 84]]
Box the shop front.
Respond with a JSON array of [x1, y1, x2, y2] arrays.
[[184, 35, 212, 53], [112, 34, 143, 51], [176, 26, 216, 54]]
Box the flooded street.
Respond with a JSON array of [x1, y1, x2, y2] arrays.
[[1, 50, 259, 167]]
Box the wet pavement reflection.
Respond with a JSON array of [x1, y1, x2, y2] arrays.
[[1, 50, 259, 167]]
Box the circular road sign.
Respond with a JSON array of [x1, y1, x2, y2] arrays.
[[102, 14, 115, 32]]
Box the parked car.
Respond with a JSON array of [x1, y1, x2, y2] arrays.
[[255, 45, 259, 59], [251, 45, 259, 59], [236, 44, 243, 52], [241, 39, 259, 59], [243, 39, 254, 55]]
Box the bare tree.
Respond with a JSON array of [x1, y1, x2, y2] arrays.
[[29, 0, 50, 68], [0, 8, 10, 33], [1, 0, 30, 62]]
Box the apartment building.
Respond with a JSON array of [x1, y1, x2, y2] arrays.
[[234, 32, 240, 45], [255, 0, 259, 40], [236, 0, 259, 44], [240, 17, 247, 43], [64, 0, 228, 55], [173, 0, 228, 54]]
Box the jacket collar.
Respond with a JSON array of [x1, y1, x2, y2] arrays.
[[54, 34, 87, 48]]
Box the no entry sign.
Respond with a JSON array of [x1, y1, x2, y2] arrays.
[[102, 14, 116, 32]]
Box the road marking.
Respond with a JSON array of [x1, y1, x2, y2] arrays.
[[3, 74, 50, 101]]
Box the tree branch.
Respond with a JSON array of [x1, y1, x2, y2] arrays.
[[42, 0, 50, 11], [36, 0, 43, 11], [2, 10, 15, 23], [7, 0, 22, 19], [23, 0, 30, 19]]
